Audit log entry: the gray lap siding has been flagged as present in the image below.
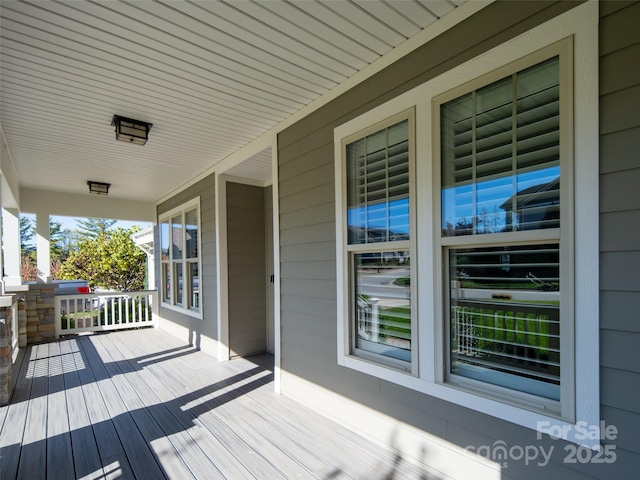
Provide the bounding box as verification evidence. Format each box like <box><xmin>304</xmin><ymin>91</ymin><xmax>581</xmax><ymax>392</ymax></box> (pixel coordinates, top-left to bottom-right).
<box><xmin>277</xmin><ymin>1</ymin><xmax>640</xmax><ymax>478</ymax></box>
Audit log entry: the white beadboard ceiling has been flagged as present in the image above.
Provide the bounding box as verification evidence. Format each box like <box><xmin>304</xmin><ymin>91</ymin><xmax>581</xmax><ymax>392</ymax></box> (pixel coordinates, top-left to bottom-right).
<box><xmin>0</xmin><ymin>0</ymin><xmax>463</xmax><ymax>204</ymax></box>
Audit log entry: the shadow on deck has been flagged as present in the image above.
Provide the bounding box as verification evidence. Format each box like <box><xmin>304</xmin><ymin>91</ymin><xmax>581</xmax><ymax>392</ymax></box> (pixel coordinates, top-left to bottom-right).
<box><xmin>0</xmin><ymin>328</ymin><xmax>441</xmax><ymax>479</ymax></box>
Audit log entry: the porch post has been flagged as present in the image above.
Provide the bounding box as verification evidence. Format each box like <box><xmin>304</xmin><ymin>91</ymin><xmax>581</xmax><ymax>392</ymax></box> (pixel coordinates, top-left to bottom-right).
<box><xmin>215</xmin><ymin>173</ymin><xmax>230</xmax><ymax>361</ymax></box>
<box><xmin>35</xmin><ymin>212</ymin><xmax>52</xmax><ymax>282</ymax></box>
<box><xmin>1</xmin><ymin>208</ymin><xmax>22</xmax><ymax>286</ymax></box>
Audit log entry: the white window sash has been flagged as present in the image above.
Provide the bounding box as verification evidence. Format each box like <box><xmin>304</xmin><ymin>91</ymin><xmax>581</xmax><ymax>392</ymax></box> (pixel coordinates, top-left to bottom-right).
<box><xmin>337</xmin><ymin>109</ymin><xmax>418</xmax><ymax>374</ymax></box>
<box><xmin>158</xmin><ymin>197</ymin><xmax>202</xmax><ymax>319</ymax></box>
<box><xmin>434</xmin><ymin>39</ymin><xmax>573</xmax><ymax>419</ymax></box>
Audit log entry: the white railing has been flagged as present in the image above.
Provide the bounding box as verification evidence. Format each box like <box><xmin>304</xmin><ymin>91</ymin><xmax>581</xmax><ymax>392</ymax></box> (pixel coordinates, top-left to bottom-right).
<box><xmin>55</xmin><ymin>290</ymin><xmax>157</xmax><ymax>337</ymax></box>
<box><xmin>356</xmin><ymin>296</ymin><xmax>380</xmax><ymax>341</ymax></box>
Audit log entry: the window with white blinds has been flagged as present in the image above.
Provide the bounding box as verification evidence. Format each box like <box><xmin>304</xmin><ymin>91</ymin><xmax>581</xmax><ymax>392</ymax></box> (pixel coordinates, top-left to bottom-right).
<box><xmin>159</xmin><ymin>198</ymin><xmax>202</xmax><ymax>318</ymax></box>
<box><xmin>343</xmin><ymin>113</ymin><xmax>414</xmax><ymax>370</ymax></box>
<box><xmin>347</xmin><ymin>120</ymin><xmax>410</xmax><ymax>244</ymax></box>
<box><xmin>441</xmin><ymin>57</ymin><xmax>560</xmax><ymax>236</ymax></box>
<box><xmin>439</xmin><ymin>53</ymin><xmax>567</xmax><ymax>408</ymax></box>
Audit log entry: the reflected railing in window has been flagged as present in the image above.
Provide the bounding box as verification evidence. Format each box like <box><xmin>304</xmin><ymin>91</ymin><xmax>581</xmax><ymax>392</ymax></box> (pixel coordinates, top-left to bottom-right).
<box><xmin>448</xmin><ymin>244</ymin><xmax>560</xmax><ymax>400</ymax></box>
<box><xmin>354</xmin><ymin>253</ymin><xmax>411</xmax><ymax>364</ymax></box>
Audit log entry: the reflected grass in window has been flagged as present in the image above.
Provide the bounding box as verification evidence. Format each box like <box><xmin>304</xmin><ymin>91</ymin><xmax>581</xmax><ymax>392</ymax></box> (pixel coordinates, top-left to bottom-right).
<box><xmin>354</xmin><ymin>253</ymin><xmax>411</xmax><ymax>363</ymax></box>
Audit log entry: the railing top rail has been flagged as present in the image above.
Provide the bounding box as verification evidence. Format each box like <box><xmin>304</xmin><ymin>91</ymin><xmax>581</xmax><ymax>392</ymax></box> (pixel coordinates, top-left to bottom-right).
<box><xmin>55</xmin><ymin>289</ymin><xmax>158</xmax><ymax>299</ymax></box>
<box><xmin>453</xmin><ymin>298</ymin><xmax>559</xmax><ymax>311</ymax></box>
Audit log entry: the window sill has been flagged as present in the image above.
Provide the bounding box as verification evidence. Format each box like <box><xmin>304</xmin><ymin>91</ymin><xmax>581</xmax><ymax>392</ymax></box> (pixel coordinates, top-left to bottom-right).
<box><xmin>160</xmin><ymin>302</ymin><xmax>203</xmax><ymax>320</ymax></box>
<box><xmin>340</xmin><ymin>351</ymin><xmax>597</xmax><ymax>448</ymax></box>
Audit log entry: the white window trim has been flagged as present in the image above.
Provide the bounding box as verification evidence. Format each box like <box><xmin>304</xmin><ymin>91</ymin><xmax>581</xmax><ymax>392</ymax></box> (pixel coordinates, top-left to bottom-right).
<box><xmin>434</xmin><ymin>39</ymin><xmax>573</xmax><ymax>419</ymax></box>
<box><xmin>159</xmin><ymin>197</ymin><xmax>203</xmax><ymax>320</ymax></box>
<box><xmin>338</xmin><ymin>109</ymin><xmax>418</xmax><ymax>375</ymax></box>
<box><xmin>334</xmin><ymin>1</ymin><xmax>598</xmax><ymax>448</ymax></box>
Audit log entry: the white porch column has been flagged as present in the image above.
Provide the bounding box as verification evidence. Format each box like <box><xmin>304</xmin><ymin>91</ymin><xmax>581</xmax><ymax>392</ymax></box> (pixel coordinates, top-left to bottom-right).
<box><xmin>147</xmin><ymin>254</ymin><xmax>155</xmax><ymax>291</ymax></box>
<box><xmin>2</xmin><ymin>208</ymin><xmax>22</xmax><ymax>286</ymax></box>
<box><xmin>35</xmin><ymin>212</ymin><xmax>51</xmax><ymax>282</ymax></box>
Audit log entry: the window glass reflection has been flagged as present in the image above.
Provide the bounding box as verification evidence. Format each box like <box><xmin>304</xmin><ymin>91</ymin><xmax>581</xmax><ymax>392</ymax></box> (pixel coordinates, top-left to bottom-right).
<box><xmin>449</xmin><ymin>244</ymin><xmax>560</xmax><ymax>400</ymax></box>
<box><xmin>353</xmin><ymin>252</ymin><xmax>411</xmax><ymax>363</ymax></box>
<box><xmin>160</xmin><ymin>222</ymin><xmax>170</xmax><ymax>260</ymax></box>
<box><xmin>347</xmin><ymin>120</ymin><xmax>410</xmax><ymax>244</ymax></box>
<box><xmin>172</xmin><ymin>215</ymin><xmax>183</xmax><ymax>259</ymax></box>
<box><xmin>185</xmin><ymin>209</ymin><xmax>198</xmax><ymax>259</ymax></box>
<box><xmin>189</xmin><ymin>262</ymin><xmax>199</xmax><ymax>310</ymax></box>
<box><xmin>174</xmin><ymin>263</ymin><xmax>183</xmax><ymax>305</ymax></box>
<box><xmin>441</xmin><ymin>57</ymin><xmax>560</xmax><ymax>236</ymax></box>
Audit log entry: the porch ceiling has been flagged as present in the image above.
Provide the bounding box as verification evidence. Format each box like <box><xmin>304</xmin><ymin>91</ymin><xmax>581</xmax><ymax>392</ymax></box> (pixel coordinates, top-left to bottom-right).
<box><xmin>0</xmin><ymin>0</ymin><xmax>464</xmax><ymax>205</ymax></box>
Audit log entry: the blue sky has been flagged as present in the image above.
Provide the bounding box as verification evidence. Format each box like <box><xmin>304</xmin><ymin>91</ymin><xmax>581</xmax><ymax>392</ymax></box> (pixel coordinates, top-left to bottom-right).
<box><xmin>51</xmin><ymin>215</ymin><xmax>151</xmax><ymax>232</ymax></box>
<box><xmin>348</xmin><ymin>198</ymin><xmax>410</xmax><ymax>233</ymax></box>
<box><xmin>21</xmin><ymin>213</ymin><xmax>152</xmax><ymax>246</ymax></box>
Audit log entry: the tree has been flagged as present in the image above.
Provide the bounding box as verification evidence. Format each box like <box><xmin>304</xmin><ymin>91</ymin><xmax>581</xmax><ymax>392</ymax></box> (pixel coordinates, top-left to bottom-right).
<box><xmin>75</xmin><ymin>218</ymin><xmax>117</xmax><ymax>239</ymax></box>
<box><xmin>20</xmin><ymin>216</ymin><xmax>37</xmax><ymax>281</ymax></box>
<box><xmin>21</xmin><ymin>256</ymin><xmax>38</xmax><ymax>282</ymax></box>
<box><xmin>50</xmin><ymin>220</ymin><xmax>69</xmax><ymax>262</ymax></box>
<box><xmin>59</xmin><ymin>227</ymin><xmax>147</xmax><ymax>291</ymax></box>
<box><xmin>20</xmin><ymin>215</ymin><xmax>35</xmax><ymax>256</ymax></box>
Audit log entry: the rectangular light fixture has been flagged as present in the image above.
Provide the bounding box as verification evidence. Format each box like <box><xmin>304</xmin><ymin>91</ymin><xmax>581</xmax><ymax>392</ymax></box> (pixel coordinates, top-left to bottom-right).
<box><xmin>112</xmin><ymin>115</ymin><xmax>153</xmax><ymax>145</ymax></box>
<box><xmin>87</xmin><ymin>181</ymin><xmax>111</xmax><ymax>196</ymax></box>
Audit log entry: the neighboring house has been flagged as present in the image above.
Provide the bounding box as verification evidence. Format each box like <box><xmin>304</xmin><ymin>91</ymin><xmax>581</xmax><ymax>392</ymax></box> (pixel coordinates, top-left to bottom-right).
<box><xmin>499</xmin><ymin>178</ymin><xmax>561</xmax><ymax>232</ymax></box>
<box><xmin>132</xmin><ymin>226</ymin><xmax>156</xmax><ymax>292</ymax></box>
<box><xmin>1</xmin><ymin>1</ymin><xmax>638</xmax><ymax>479</ymax></box>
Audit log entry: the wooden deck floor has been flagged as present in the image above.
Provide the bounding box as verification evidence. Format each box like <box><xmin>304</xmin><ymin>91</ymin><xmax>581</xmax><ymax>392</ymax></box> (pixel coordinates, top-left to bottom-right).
<box><xmin>0</xmin><ymin>328</ymin><xmax>430</xmax><ymax>479</ymax></box>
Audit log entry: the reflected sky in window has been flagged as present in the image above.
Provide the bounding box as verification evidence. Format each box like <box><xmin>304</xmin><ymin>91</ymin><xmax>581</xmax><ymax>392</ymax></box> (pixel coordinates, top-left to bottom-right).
<box><xmin>348</xmin><ymin>198</ymin><xmax>410</xmax><ymax>243</ymax></box>
<box><xmin>442</xmin><ymin>166</ymin><xmax>559</xmax><ymax>235</ymax></box>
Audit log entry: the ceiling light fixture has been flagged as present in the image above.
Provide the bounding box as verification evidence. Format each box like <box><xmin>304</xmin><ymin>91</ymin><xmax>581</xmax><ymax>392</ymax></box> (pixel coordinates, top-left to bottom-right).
<box><xmin>87</xmin><ymin>181</ymin><xmax>111</xmax><ymax>196</ymax></box>
<box><xmin>111</xmin><ymin>115</ymin><xmax>153</xmax><ymax>145</ymax></box>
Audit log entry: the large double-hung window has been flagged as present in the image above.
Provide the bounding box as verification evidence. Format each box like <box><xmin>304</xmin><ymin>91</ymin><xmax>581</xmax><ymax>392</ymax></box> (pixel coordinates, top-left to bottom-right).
<box><xmin>343</xmin><ymin>111</ymin><xmax>415</xmax><ymax>371</ymax></box>
<box><xmin>438</xmin><ymin>48</ymin><xmax>572</xmax><ymax>415</ymax></box>
<box><xmin>159</xmin><ymin>198</ymin><xmax>202</xmax><ymax>317</ymax></box>
<box><xmin>335</xmin><ymin>1</ymin><xmax>598</xmax><ymax>446</ymax></box>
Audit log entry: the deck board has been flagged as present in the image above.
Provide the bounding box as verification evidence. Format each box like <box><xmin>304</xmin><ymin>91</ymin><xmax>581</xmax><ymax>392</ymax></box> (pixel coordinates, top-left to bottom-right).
<box><xmin>0</xmin><ymin>328</ymin><xmax>430</xmax><ymax>479</ymax></box>
<box><xmin>46</xmin><ymin>341</ymin><xmax>75</xmax><ymax>480</ymax></box>
<box><xmin>0</xmin><ymin>346</ymin><xmax>33</xmax><ymax>480</ymax></box>
<box><xmin>93</xmin><ymin>333</ymin><xmax>219</xmax><ymax>480</ymax></box>
<box><xmin>77</xmin><ymin>335</ymin><xmax>169</xmax><ymax>480</ymax></box>
<box><xmin>0</xmin><ymin>348</ymin><xmax>25</xmax><ymax>432</ymax></box>
<box><xmin>106</xmin><ymin>332</ymin><xmax>262</xmax><ymax>480</ymax></box>
<box><xmin>71</xmin><ymin>337</ymin><xmax>136</xmax><ymax>479</ymax></box>
<box><xmin>60</xmin><ymin>339</ymin><xmax>106</xmax><ymax>480</ymax></box>
<box><xmin>18</xmin><ymin>343</ymin><xmax>48</xmax><ymax>480</ymax></box>
<box><xmin>110</xmin><ymin>331</ymin><xmax>289</xmax><ymax>480</ymax></box>
<box><xmin>109</xmin><ymin>335</ymin><xmax>289</xmax><ymax>479</ymax></box>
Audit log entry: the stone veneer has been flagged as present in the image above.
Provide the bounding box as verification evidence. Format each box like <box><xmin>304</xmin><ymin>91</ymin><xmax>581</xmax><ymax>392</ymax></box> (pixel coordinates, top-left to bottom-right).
<box><xmin>0</xmin><ymin>295</ymin><xmax>17</xmax><ymax>406</ymax></box>
<box><xmin>18</xmin><ymin>294</ymin><xmax>26</xmax><ymax>348</ymax></box>
<box><xmin>1</xmin><ymin>282</ymin><xmax>59</xmax><ymax>405</ymax></box>
<box><xmin>24</xmin><ymin>283</ymin><xmax>56</xmax><ymax>344</ymax></box>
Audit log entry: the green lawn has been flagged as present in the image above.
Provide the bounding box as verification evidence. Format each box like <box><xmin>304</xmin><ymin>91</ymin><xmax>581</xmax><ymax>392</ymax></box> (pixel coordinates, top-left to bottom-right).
<box><xmin>379</xmin><ymin>306</ymin><xmax>411</xmax><ymax>339</ymax></box>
